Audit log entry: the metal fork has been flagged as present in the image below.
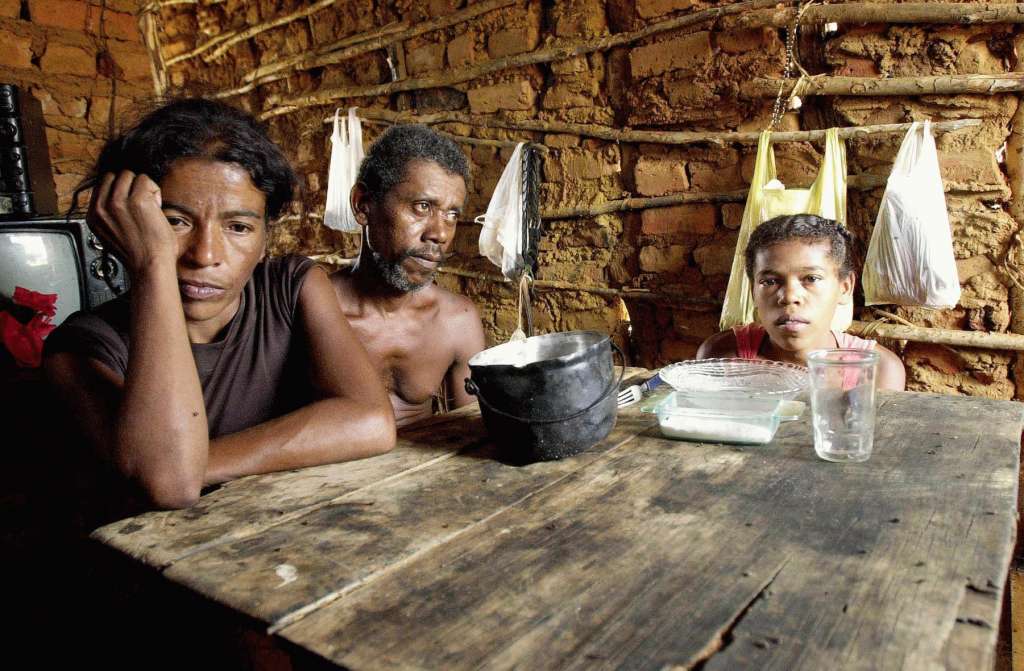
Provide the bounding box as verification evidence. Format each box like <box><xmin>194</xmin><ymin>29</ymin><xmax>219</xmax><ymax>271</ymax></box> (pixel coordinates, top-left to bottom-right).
<box><xmin>617</xmin><ymin>374</ymin><xmax>663</xmax><ymax>408</ymax></box>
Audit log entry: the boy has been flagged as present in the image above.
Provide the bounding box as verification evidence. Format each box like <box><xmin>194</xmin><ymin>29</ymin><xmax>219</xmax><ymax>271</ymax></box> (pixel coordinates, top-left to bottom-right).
<box><xmin>697</xmin><ymin>214</ymin><xmax>905</xmax><ymax>391</ymax></box>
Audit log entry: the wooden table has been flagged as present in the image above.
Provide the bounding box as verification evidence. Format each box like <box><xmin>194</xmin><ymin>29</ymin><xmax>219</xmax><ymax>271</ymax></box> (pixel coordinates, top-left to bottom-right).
<box><xmin>93</xmin><ymin>374</ymin><xmax>1024</xmax><ymax>670</ymax></box>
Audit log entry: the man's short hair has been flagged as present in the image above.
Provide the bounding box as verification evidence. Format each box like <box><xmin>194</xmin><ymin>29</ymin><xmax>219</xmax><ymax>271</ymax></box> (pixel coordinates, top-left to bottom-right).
<box><xmin>357</xmin><ymin>124</ymin><xmax>470</xmax><ymax>200</ymax></box>
<box><xmin>745</xmin><ymin>213</ymin><xmax>855</xmax><ymax>280</ymax></box>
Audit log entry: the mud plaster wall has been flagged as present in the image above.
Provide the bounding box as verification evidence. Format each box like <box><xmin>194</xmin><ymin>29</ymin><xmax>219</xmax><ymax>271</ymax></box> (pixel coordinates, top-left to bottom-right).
<box><xmin>145</xmin><ymin>0</ymin><xmax>1023</xmax><ymax>400</ymax></box>
<box><xmin>0</xmin><ymin>0</ymin><xmax>153</xmax><ymax>211</ymax></box>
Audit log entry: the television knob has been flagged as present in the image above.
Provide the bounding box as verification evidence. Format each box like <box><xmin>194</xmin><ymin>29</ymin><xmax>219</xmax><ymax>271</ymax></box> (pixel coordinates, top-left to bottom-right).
<box><xmin>87</xmin><ymin>233</ymin><xmax>104</xmax><ymax>250</ymax></box>
<box><xmin>90</xmin><ymin>256</ymin><xmax>119</xmax><ymax>280</ymax></box>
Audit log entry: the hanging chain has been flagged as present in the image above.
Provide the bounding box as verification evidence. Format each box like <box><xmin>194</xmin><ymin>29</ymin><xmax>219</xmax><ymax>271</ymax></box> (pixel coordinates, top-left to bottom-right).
<box><xmin>769</xmin><ymin>0</ymin><xmax>818</xmax><ymax>130</ymax></box>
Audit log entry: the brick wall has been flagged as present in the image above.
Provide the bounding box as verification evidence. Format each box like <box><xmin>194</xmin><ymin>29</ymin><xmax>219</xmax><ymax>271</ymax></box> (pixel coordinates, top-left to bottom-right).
<box><xmin>1</xmin><ymin>0</ymin><xmax>152</xmax><ymax>212</ymax></box>
<box><xmin>146</xmin><ymin>0</ymin><xmax>1024</xmax><ymax>400</ymax></box>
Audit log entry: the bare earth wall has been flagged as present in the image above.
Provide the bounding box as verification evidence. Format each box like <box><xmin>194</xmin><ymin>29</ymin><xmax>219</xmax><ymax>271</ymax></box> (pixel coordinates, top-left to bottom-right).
<box><xmin>58</xmin><ymin>0</ymin><xmax>1024</xmax><ymax>401</ymax></box>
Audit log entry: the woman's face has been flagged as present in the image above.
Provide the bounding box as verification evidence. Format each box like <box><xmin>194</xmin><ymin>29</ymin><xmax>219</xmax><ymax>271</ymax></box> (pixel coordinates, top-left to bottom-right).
<box><xmin>159</xmin><ymin>158</ymin><xmax>267</xmax><ymax>343</ymax></box>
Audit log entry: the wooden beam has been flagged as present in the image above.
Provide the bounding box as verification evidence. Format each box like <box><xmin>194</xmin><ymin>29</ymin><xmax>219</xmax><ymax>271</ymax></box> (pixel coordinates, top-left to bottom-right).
<box><xmin>210</xmin><ymin>0</ymin><xmax>516</xmax><ymax>99</ymax></box>
<box><xmin>341</xmin><ymin>109</ymin><xmax>983</xmax><ymax>146</ymax></box>
<box><xmin>258</xmin><ymin>0</ymin><xmax>789</xmax><ymax>119</ymax></box>
<box><xmin>734</xmin><ymin>2</ymin><xmax>1024</xmax><ymax>29</ymax></box>
<box><xmin>741</xmin><ymin>74</ymin><xmax>1024</xmax><ymax>99</ymax></box>
<box><xmin>165</xmin><ymin>0</ymin><xmax>343</xmax><ymax>66</ymax></box>
<box><xmin>848</xmin><ymin>320</ymin><xmax>1024</xmax><ymax>351</ymax></box>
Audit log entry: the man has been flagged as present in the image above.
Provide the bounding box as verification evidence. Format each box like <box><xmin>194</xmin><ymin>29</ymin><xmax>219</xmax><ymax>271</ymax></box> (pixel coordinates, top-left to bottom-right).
<box><xmin>44</xmin><ymin>99</ymin><xmax>396</xmax><ymax>510</ymax></box>
<box><xmin>332</xmin><ymin>124</ymin><xmax>487</xmax><ymax>427</ymax></box>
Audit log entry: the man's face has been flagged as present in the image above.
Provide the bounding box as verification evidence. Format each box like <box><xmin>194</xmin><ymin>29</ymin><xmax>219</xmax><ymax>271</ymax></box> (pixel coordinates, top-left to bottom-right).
<box><xmin>359</xmin><ymin>159</ymin><xmax>467</xmax><ymax>292</ymax></box>
<box><xmin>752</xmin><ymin>240</ymin><xmax>853</xmax><ymax>353</ymax></box>
<box><xmin>160</xmin><ymin>158</ymin><xmax>267</xmax><ymax>343</ymax></box>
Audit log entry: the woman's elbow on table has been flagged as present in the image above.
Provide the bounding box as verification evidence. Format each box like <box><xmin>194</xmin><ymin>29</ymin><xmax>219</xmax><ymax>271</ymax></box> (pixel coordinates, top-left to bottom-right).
<box><xmin>113</xmin><ymin>439</ymin><xmax>206</xmax><ymax>509</ymax></box>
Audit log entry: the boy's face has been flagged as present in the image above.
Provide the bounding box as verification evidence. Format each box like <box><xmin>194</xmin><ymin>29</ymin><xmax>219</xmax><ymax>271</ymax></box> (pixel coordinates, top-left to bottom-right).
<box><xmin>751</xmin><ymin>240</ymin><xmax>854</xmax><ymax>353</ymax></box>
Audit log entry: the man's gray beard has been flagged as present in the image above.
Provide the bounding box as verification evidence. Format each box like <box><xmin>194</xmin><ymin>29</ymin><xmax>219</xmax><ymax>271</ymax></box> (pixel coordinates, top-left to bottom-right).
<box><xmin>369</xmin><ymin>249</ymin><xmax>434</xmax><ymax>292</ymax></box>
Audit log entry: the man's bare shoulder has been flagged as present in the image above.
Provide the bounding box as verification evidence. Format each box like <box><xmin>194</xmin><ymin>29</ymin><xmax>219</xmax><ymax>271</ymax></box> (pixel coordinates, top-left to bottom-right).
<box><xmin>697</xmin><ymin>330</ymin><xmax>739</xmax><ymax>359</ymax></box>
<box><xmin>431</xmin><ymin>282</ymin><xmax>482</xmax><ymax>325</ymax></box>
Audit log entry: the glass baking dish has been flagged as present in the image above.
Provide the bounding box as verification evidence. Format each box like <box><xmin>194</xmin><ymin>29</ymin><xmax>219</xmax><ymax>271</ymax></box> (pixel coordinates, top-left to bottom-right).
<box><xmin>642</xmin><ymin>392</ymin><xmax>784</xmax><ymax>444</ymax></box>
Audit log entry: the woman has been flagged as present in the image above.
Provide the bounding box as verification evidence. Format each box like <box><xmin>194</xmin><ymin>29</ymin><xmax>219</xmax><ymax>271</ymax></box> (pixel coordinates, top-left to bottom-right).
<box><xmin>44</xmin><ymin>98</ymin><xmax>395</xmax><ymax>509</ymax></box>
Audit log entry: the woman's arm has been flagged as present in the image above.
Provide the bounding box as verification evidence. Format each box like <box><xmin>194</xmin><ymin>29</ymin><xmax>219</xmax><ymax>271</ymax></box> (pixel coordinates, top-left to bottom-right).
<box><xmin>203</xmin><ymin>267</ymin><xmax>396</xmax><ymax>484</ymax></box>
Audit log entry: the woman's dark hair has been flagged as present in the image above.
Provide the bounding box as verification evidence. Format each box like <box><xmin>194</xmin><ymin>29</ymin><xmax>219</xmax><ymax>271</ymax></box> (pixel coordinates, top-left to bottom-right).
<box><xmin>745</xmin><ymin>213</ymin><xmax>855</xmax><ymax>279</ymax></box>
<box><xmin>73</xmin><ymin>98</ymin><xmax>297</xmax><ymax>220</ymax></box>
<box><xmin>357</xmin><ymin>124</ymin><xmax>470</xmax><ymax>200</ymax></box>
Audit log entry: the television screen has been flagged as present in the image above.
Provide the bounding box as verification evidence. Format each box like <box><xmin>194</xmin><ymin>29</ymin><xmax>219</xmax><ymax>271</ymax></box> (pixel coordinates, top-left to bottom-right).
<box><xmin>0</xmin><ymin>229</ymin><xmax>82</xmax><ymax>326</ymax></box>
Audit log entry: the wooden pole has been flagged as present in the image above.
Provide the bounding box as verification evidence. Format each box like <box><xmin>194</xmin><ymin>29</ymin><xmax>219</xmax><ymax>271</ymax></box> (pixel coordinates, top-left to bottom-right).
<box><xmin>741</xmin><ymin>74</ymin><xmax>1024</xmax><ymax>99</ymax></box>
<box><xmin>436</xmin><ymin>267</ymin><xmax>721</xmax><ymax>306</ymax></box>
<box><xmin>342</xmin><ymin>109</ymin><xmax>982</xmax><ymax>146</ymax></box>
<box><xmin>847</xmin><ymin>321</ymin><xmax>1024</xmax><ymax>352</ymax></box>
<box><xmin>137</xmin><ymin>9</ymin><xmax>168</xmax><ymax>96</ymax></box>
<box><xmin>209</xmin><ymin>0</ymin><xmax>515</xmax><ymax>99</ymax></box>
<box><xmin>259</xmin><ymin>0</ymin><xmax>789</xmax><ymax>118</ymax></box>
<box><xmin>540</xmin><ymin>175</ymin><xmax>888</xmax><ymax>219</ymax></box>
<box><xmin>734</xmin><ymin>3</ymin><xmax>1024</xmax><ymax>29</ymax></box>
<box><xmin>165</xmin><ymin>0</ymin><xmax>343</xmax><ymax>66</ymax></box>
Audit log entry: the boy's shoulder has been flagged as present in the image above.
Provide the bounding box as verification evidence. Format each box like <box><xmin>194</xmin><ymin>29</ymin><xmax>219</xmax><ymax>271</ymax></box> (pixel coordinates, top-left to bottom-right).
<box><xmin>697</xmin><ymin>329</ymin><xmax>739</xmax><ymax>359</ymax></box>
<box><xmin>873</xmin><ymin>341</ymin><xmax>907</xmax><ymax>391</ymax></box>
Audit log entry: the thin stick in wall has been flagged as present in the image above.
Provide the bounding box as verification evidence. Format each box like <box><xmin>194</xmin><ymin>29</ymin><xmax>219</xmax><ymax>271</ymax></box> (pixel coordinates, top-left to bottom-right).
<box><xmin>741</xmin><ymin>74</ymin><xmax>1024</xmax><ymax>99</ymax></box>
<box><xmin>734</xmin><ymin>2</ymin><xmax>1024</xmax><ymax>29</ymax></box>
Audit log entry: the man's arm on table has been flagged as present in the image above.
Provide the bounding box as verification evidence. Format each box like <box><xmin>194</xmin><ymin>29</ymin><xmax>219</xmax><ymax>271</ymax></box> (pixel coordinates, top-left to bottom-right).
<box><xmin>444</xmin><ymin>295</ymin><xmax>487</xmax><ymax>409</ymax></box>
<box><xmin>204</xmin><ymin>267</ymin><xmax>395</xmax><ymax>484</ymax></box>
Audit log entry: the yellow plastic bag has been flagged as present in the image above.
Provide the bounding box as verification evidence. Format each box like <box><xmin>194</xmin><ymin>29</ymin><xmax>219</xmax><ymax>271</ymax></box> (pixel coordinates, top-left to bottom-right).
<box><xmin>720</xmin><ymin>128</ymin><xmax>851</xmax><ymax>331</ymax></box>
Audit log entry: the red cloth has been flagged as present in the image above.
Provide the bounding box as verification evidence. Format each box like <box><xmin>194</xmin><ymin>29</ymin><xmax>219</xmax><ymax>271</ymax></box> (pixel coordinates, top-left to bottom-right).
<box><xmin>1</xmin><ymin>286</ymin><xmax>58</xmax><ymax>367</ymax></box>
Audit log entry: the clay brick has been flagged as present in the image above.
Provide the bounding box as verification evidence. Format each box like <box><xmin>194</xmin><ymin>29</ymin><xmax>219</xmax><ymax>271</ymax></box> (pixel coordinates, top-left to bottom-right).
<box><xmin>544</xmin><ymin>133</ymin><xmax>579</xmax><ymax>149</ymax></box>
<box><xmin>836</xmin><ymin>56</ymin><xmax>879</xmax><ymax>77</ymax></box>
<box><xmin>635</xmin><ymin>156</ymin><xmax>688</xmax><ymax>196</ymax></box>
<box><xmin>551</xmin><ymin>56</ymin><xmax>588</xmax><ymax>76</ymax></box>
<box><xmin>689</xmin><ymin>160</ymin><xmax>743</xmax><ymax>191</ymax></box>
<box><xmin>555</xmin><ymin>0</ymin><xmax>607</xmax><ymax>37</ymax></box>
<box><xmin>665</xmin><ymin>79</ymin><xmax>717</xmax><ymax>109</ymax></box>
<box><xmin>92</xmin><ymin>10</ymin><xmax>141</xmax><ymax>43</ymax></box>
<box><xmin>563</xmin><ymin>146</ymin><xmax>620</xmax><ymax>179</ymax></box>
<box><xmin>542</xmin><ymin>79</ymin><xmax>599</xmax><ymax>109</ymax></box>
<box><xmin>716</xmin><ymin>28</ymin><xmax>777</xmax><ymax>54</ymax></box>
<box><xmin>636</xmin><ymin>0</ymin><xmax>697</xmax><ymax>19</ymax></box>
<box><xmin>0</xmin><ymin>0</ymin><xmax>19</xmax><ymax>17</ymax></box>
<box><xmin>447</xmin><ymin>32</ymin><xmax>478</xmax><ymax>69</ymax></box>
<box><xmin>693</xmin><ymin>241</ymin><xmax>737</xmax><ymax>275</ymax></box>
<box><xmin>630</xmin><ymin>31</ymin><xmax>711</xmax><ymax>79</ymax></box>
<box><xmin>467</xmin><ymin>79</ymin><xmax>536</xmax><ymax>114</ymax></box>
<box><xmin>639</xmin><ymin>244</ymin><xmax>688</xmax><ymax>272</ymax></box>
<box><xmin>406</xmin><ymin>41</ymin><xmax>445</xmax><ymax>76</ymax></box>
<box><xmin>641</xmin><ymin>204</ymin><xmax>716</xmax><ymax>235</ymax></box>
<box><xmin>722</xmin><ymin>203</ymin><xmax>744</xmax><ymax>230</ymax></box>
<box><xmin>957</xmin><ymin>256</ymin><xmax>995</xmax><ymax>283</ymax></box>
<box><xmin>672</xmin><ymin>311</ymin><xmax>720</xmax><ymax>339</ymax></box>
<box><xmin>41</xmin><ymin>43</ymin><xmax>96</xmax><ymax>77</ymax></box>
<box><xmin>107</xmin><ymin>41</ymin><xmax>151</xmax><ymax>80</ymax></box>
<box><xmin>28</xmin><ymin>0</ymin><xmax>88</xmax><ymax>31</ymax></box>
<box><xmin>488</xmin><ymin>23</ymin><xmax>539</xmax><ymax>59</ymax></box>
<box><xmin>939</xmin><ymin>148</ymin><xmax>1005</xmax><ymax>191</ymax></box>
<box><xmin>0</xmin><ymin>28</ymin><xmax>33</xmax><ymax>70</ymax></box>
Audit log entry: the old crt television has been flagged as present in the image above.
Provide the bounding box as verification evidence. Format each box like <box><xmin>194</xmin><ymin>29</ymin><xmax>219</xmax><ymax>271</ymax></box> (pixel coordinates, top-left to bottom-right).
<box><xmin>0</xmin><ymin>216</ymin><xmax>129</xmax><ymax>326</ymax></box>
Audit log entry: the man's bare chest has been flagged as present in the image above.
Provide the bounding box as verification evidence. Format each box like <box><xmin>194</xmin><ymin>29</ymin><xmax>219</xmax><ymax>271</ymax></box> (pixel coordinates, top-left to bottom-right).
<box><xmin>347</xmin><ymin>314</ymin><xmax>453</xmax><ymax>403</ymax></box>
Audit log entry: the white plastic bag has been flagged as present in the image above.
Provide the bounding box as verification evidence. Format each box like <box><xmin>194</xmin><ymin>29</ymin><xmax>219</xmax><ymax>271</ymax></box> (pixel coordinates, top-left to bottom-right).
<box><xmin>476</xmin><ymin>143</ymin><xmax>525</xmax><ymax>279</ymax></box>
<box><xmin>323</xmin><ymin>107</ymin><xmax>364</xmax><ymax>233</ymax></box>
<box><xmin>862</xmin><ymin>120</ymin><xmax>960</xmax><ymax>308</ymax></box>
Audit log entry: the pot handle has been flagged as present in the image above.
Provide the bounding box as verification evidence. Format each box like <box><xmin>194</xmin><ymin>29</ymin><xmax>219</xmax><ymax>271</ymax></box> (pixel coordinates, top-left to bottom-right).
<box><xmin>464</xmin><ymin>341</ymin><xmax>626</xmax><ymax>425</ymax></box>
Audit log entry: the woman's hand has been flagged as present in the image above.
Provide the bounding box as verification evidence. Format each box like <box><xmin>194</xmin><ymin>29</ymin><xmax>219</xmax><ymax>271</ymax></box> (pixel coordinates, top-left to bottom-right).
<box><xmin>87</xmin><ymin>171</ymin><xmax>178</xmax><ymax>275</ymax></box>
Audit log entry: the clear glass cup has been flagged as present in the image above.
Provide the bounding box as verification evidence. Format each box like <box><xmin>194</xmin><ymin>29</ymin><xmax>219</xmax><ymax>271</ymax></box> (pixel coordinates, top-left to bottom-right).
<box><xmin>806</xmin><ymin>349</ymin><xmax>879</xmax><ymax>463</ymax></box>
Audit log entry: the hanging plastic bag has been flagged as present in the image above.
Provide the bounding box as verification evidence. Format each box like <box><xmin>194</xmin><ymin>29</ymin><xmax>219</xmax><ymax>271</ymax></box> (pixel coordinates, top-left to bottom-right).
<box><xmin>476</xmin><ymin>142</ymin><xmax>526</xmax><ymax>279</ymax></box>
<box><xmin>323</xmin><ymin>107</ymin><xmax>364</xmax><ymax>232</ymax></box>
<box><xmin>862</xmin><ymin>121</ymin><xmax>960</xmax><ymax>308</ymax></box>
<box><xmin>721</xmin><ymin>129</ymin><xmax>852</xmax><ymax>330</ymax></box>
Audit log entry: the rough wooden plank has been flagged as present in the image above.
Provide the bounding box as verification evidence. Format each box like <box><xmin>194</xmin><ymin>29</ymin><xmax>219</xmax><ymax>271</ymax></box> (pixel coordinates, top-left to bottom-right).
<box><xmin>275</xmin><ymin>393</ymin><xmax>1021</xmax><ymax>670</ymax></box>
<box><xmin>90</xmin><ymin>408</ymin><xmax>483</xmax><ymax>568</ymax></box>
<box><xmin>157</xmin><ymin>408</ymin><xmax>658</xmax><ymax>627</ymax></box>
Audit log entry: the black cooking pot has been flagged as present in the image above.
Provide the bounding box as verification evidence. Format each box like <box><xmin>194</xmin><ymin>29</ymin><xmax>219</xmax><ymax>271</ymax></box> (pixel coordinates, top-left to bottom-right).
<box><xmin>465</xmin><ymin>331</ymin><xmax>622</xmax><ymax>463</ymax></box>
